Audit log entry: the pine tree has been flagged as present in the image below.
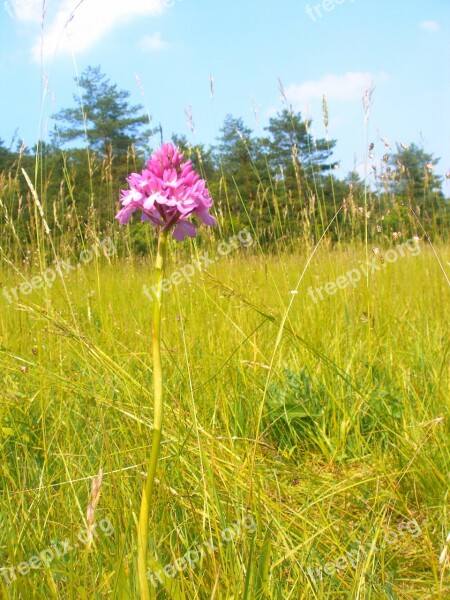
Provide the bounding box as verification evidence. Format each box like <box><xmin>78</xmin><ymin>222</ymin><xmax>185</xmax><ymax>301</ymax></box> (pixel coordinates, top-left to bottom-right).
<box><xmin>52</xmin><ymin>66</ymin><xmax>152</xmax><ymax>156</ymax></box>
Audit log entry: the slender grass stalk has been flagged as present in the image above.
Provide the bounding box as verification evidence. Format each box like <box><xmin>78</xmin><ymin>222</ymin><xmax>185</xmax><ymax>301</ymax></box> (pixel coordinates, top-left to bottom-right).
<box><xmin>137</xmin><ymin>227</ymin><xmax>169</xmax><ymax>600</ymax></box>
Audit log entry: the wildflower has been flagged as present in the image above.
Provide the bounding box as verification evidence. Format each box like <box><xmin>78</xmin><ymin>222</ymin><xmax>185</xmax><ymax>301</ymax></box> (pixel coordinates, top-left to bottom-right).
<box><xmin>116</xmin><ymin>143</ymin><xmax>216</xmax><ymax>241</ymax></box>
<box><xmin>116</xmin><ymin>143</ymin><xmax>217</xmax><ymax>599</ymax></box>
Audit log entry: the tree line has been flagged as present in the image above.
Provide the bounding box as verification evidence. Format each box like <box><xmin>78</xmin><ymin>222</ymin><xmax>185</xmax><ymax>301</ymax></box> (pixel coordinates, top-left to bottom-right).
<box><xmin>0</xmin><ymin>66</ymin><xmax>448</xmax><ymax>252</ymax></box>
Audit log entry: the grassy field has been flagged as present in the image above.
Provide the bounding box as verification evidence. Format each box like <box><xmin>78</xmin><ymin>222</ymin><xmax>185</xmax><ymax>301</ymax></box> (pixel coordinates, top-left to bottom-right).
<box><xmin>0</xmin><ymin>225</ymin><xmax>449</xmax><ymax>598</ymax></box>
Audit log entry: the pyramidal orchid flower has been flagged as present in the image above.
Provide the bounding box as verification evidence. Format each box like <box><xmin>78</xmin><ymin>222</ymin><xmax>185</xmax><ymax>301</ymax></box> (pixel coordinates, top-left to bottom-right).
<box><xmin>115</xmin><ymin>142</ymin><xmax>216</xmax><ymax>240</ymax></box>
<box><xmin>116</xmin><ymin>143</ymin><xmax>215</xmax><ymax>600</ymax></box>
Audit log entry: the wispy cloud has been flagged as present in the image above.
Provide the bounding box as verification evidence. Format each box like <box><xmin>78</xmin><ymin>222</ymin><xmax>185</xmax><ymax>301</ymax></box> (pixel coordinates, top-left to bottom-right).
<box><xmin>284</xmin><ymin>72</ymin><xmax>384</xmax><ymax>108</ymax></box>
<box><xmin>420</xmin><ymin>20</ymin><xmax>440</xmax><ymax>32</ymax></box>
<box><xmin>9</xmin><ymin>0</ymin><xmax>43</xmax><ymax>23</ymax></box>
<box><xmin>11</xmin><ymin>0</ymin><xmax>165</xmax><ymax>61</ymax></box>
<box><xmin>139</xmin><ymin>32</ymin><xmax>167</xmax><ymax>52</ymax></box>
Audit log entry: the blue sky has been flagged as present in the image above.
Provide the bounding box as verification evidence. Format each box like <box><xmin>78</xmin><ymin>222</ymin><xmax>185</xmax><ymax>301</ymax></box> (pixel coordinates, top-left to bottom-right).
<box><xmin>0</xmin><ymin>0</ymin><xmax>449</xmax><ymax>184</ymax></box>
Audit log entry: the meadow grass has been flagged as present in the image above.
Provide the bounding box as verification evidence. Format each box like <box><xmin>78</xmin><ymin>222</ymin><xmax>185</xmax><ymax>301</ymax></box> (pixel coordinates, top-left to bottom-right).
<box><xmin>1</xmin><ymin>14</ymin><xmax>449</xmax><ymax>595</ymax></box>
<box><xmin>0</xmin><ymin>230</ymin><xmax>449</xmax><ymax>598</ymax></box>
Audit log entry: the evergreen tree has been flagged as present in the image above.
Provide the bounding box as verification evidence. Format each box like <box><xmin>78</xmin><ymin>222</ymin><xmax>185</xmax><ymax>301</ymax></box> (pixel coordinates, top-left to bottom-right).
<box><xmin>386</xmin><ymin>143</ymin><xmax>448</xmax><ymax>233</ymax></box>
<box><xmin>213</xmin><ymin>115</ymin><xmax>263</xmax><ymax>223</ymax></box>
<box><xmin>0</xmin><ymin>138</ymin><xmax>12</xmax><ymax>172</ymax></box>
<box><xmin>52</xmin><ymin>66</ymin><xmax>152</xmax><ymax>156</ymax></box>
<box><xmin>261</xmin><ymin>109</ymin><xmax>337</xmax><ymax>178</ymax></box>
<box><xmin>391</xmin><ymin>143</ymin><xmax>444</xmax><ymax>202</ymax></box>
<box><xmin>215</xmin><ymin>115</ymin><xmax>259</xmax><ymax>187</ymax></box>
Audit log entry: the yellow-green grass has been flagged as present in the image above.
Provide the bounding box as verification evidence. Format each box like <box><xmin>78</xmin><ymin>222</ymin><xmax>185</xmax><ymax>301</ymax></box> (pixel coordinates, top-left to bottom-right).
<box><xmin>0</xmin><ymin>239</ymin><xmax>449</xmax><ymax>599</ymax></box>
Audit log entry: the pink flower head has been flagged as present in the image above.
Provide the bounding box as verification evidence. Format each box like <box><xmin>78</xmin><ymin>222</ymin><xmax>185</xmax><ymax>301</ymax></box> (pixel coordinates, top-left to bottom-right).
<box><xmin>115</xmin><ymin>143</ymin><xmax>216</xmax><ymax>241</ymax></box>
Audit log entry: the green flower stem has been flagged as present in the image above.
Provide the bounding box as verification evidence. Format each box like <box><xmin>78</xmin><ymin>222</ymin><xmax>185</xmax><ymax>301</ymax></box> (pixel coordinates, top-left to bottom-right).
<box><xmin>138</xmin><ymin>228</ymin><xmax>169</xmax><ymax>600</ymax></box>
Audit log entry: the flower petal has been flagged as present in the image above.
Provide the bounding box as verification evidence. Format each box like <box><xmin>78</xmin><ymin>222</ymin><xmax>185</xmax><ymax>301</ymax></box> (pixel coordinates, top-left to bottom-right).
<box><xmin>173</xmin><ymin>220</ymin><xmax>197</xmax><ymax>241</ymax></box>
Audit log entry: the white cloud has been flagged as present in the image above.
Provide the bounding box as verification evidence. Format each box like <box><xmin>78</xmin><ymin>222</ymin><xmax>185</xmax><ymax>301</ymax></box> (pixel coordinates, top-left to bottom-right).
<box><xmin>24</xmin><ymin>0</ymin><xmax>165</xmax><ymax>61</ymax></box>
<box><xmin>139</xmin><ymin>32</ymin><xmax>167</xmax><ymax>52</ymax></box>
<box><xmin>420</xmin><ymin>20</ymin><xmax>440</xmax><ymax>32</ymax></box>
<box><xmin>284</xmin><ymin>72</ymin><xmax>382</xmax><ymax>108</ymax></box>
<box><xmin>10</xmin><ymin>0</ymin><xmax>42</xmax><ymax>22</ymax></box>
